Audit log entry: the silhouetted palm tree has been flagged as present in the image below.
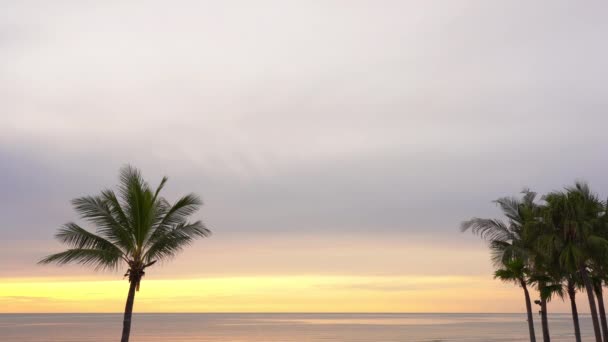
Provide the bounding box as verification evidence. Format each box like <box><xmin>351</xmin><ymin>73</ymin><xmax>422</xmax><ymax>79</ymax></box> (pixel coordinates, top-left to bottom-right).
<box><xmin>461</xmin><ymin>191</ymin><xmax>539</xmax><ymax>342</ymax></box>
<box><xmin>565</xmin><ymin>274</ymin><xmax>583</xmax><ymax>342</ymax></box>
<box><xmin>543</xmin><ymin>182</ymin><xmax>608</xmax><ymax>342</ymax></box>
<box><xmin>536</xmin><ymin>207</ymin><xmax>583</xmax><ymax>342</ymax></box>
<box><xmin>39</xmin><ymin>166</ymin><xmax>211</xmax><ymax>342</ymax></box>
<box><xmin>494</xmin><ymin>259</ymin><xmax>537</xmax><ymax>342</ymax></box>
<box><xmin>529</xmin><ymin>269</ymin><xmax>563</xmax><ymax>342</ymax></box>
<box><xmin>592</xmin><ymin>274</ymin><xmax>608</xmax><ymax>341</ymax></box>
<box><xmin>593</xmin><ymin>209</ymin><xmax>608</xmax><ymax>342</ymax></box>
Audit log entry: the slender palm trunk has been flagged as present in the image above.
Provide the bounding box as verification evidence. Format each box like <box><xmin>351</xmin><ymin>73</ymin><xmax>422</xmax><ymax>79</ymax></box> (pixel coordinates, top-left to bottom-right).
<box><xmin>567</xmin><ymin>279</ymin><xmax>582</xmax><ymax>342</ymax></box>
<box><xmin>593</xmin><ymin>282</ymin><xmax>608</xmax><ymax>342</ymax></box>
<box><xmin>540</xmin><ymin>296</ymin><xmax>550</xmax><ymax>342</ymax></box>
<box><xmin>121</xmin><ymin>277</ymin><xmax>139</xmax><ymax>342</ymax></box>
<box><xmin>581</xmin><ymin>267</ymin><xmax>603</xmax><ymax>342</ymax></box>
<box><xmin>521</xmin><ymin>279</ymin><xmax>537</xmax><ymax>342</ymax></box>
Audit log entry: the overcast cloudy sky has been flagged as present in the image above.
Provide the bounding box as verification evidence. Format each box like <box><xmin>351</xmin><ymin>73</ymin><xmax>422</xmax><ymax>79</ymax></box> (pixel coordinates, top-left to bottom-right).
<box><xmin>1</xmin><ymin>0</ymin><xmax>608</xmax><ymax>312</ymax></box>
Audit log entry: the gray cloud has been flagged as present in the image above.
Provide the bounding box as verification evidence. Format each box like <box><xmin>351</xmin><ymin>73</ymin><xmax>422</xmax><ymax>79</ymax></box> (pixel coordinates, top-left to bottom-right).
<box><xmin>1</xmin><ymin>0</ymin><xmax>608</xmax><ymax>243</ymax></box>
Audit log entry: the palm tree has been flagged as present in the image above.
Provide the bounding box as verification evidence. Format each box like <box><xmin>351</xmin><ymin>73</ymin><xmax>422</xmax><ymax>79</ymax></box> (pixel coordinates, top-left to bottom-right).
<box><xmin>461</xmin><ymin>191</ymin><xmax>539</xmax><ymax>342</ymax></box>
<box><xmin>594</xmin><ymin>207</ymin><xmax>608</xmax><ymax>342</ymax></box>
<box><xmin>494</xmin><ymin>259</ymin><xmax>536</xmax><ymax>342</ymax></box>
<box><xmin>536</xmin><ymin>208</ymin><xmax>583</xmax><ymax>342</ymax></box>
<box><xmin>39</xmin><ymin>166</ymin><xmax>211</xmax><ymax>342</ymax></box>
<box><xmin>565</xmin><ymin>274</ymin><xmax>583</xmax><ymax>342</ymax></box>
<box><xmin>592</xmin><ymin>274</ymin><xmax>608</xmax><ymax>341</ymax></box>
<box><xmin>528</xmin><ymin>266</ymin><xmax>563</xmax><ymax>342</ymax></box>
<box><xmin>543</xmin><ymin>182</ymin><xmax>608</xmax><ymax>342</ymax></box>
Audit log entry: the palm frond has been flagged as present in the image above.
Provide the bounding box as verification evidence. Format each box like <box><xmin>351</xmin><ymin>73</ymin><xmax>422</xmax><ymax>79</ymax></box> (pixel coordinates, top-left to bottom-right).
<box><xmin>494</xmin><ymin>259</ymin><xmax>527</xmax><ymax>286</ymax></box>
<box><xmin>145</xmin><ymin>194</ymin><xmax>202</xmax><ymax>247</ymax></box>
<box><xmin>494</xmin><ymin>268</ymin><xmax>516</xmax><ymax>281</ymax></box>
<box><xmin>156</xmin><ymin>194</ymin><xmax>202</xmax><ymax>228</ymax></box>
<box><xmin>144</xmin><ymin>221</ymin><xmax>210</xmax><ymax>263</ymax></box>
<box><xmin>56</xmin><ymin>223</ymin><xmax>124</xmax><ymax>256</ymax></box>
<box><xmin>494</xmin><ymin>197</ymin><xmax>522</xmax><ymax>224</ymax></box>
<box><xmin>117</xmin><ymin>165</ymin><xmax>145</xmax><ymax>241</ymax></box>
<box><xmin>117</xmin><ymin>165</ymin><xmax>158</xmax><ymax>248</ymax></box>
<box><xmin>541</xmin><ymin>283</ymin><xmax>565</xmax><ymax>302</ymax></box>
<box><xmin>38</xmin><ymin>248</ymin><xmax>122</xmax><ymax>270</ymax></box>
<box><xmin>521</xmin><ymin>189</ymin><xmax>537</xmax><ymax>208</ymax></box>
<box><xmin>100</xmin><ymin>189</ymin><xmax>131</xmax><ymax>233</ymax></box>
<box><xmin>460</xmin><ymin>218</ymin><xmax>512</xmax><ymax>241</ymax></box>
<box><xmin>152</xmin><ymin>176</ymin><xmax>168</xmax><ymax>203</ymax></box>
<box><xmin>71</xmin><ymin>195</ymin><xmax>133</xmax><ymax>251</ymax></box>
<box><xmin>489</xmin><ymin>240</ymin><xmax>530</xmax><ymax>267</ymax></box>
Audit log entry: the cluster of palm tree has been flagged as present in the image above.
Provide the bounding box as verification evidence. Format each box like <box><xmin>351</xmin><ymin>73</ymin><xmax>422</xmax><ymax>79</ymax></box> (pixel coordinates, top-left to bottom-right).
<box><xmin>39</xmin><ymin>166</ymin><xmax>211</xmax><ymax>342</ymax></box>
<box><xmin>462</xmin><ymin>182</ymin><xmax>608</xmax><ymax>342</ymax></box>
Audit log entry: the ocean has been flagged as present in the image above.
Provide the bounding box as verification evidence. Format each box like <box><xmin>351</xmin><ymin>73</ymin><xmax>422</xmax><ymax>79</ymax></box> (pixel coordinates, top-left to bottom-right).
<box><xmin>0</xmin><ymin>313</ymin><xmax>597</xmax><ymax>341</ymax></box>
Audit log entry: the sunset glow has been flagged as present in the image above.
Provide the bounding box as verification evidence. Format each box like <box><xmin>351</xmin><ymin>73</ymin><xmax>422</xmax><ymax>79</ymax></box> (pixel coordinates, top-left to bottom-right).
<box><xmin>1</xmin><ymin>275</ymin><xmax>522</xmax><ymax>313</ymax></box>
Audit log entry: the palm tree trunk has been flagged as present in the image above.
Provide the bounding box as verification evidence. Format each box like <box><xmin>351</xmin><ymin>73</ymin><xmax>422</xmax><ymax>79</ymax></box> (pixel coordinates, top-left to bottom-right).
<box><xmin>593</xmin><ymin>282</ymin><xmax>608</xmax><ymax>342</ymax></box>
<box><xmin>521</xmin><ymin>279</ymin><xmax>537</xmax><ymax>342</ymax></box>
<box><xmin>567</xmin><ymin>279</ymin><xmax>582</xmax><ymax>342</ymax></box>
<box><xmin>121</xmin><ymin>278</ymin><xmax>138</xmax><ymax>342</ymax></box>
<box><xmin>540</xmin><ymin>296</ymin><xmax>550</xmax><ymax>342</ymax></box>
<box><xmin>581</xmin><ymin>266</ymin><xmax>603</xmax><ymax>342</ymax></box>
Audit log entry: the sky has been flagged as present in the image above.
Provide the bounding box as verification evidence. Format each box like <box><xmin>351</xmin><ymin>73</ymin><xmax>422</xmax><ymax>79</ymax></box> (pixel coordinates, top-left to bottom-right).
<box><xmin>1</xmin><ymin>0</ymin><xmax>608</xmax><ymax>313</ymax></box>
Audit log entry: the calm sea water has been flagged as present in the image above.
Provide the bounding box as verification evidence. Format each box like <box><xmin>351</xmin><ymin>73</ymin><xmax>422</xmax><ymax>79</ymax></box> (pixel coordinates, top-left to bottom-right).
<box><xmin>0</xmin><ymin>313</ymin><xmax>598</xmax><ymax>341</ymax></box>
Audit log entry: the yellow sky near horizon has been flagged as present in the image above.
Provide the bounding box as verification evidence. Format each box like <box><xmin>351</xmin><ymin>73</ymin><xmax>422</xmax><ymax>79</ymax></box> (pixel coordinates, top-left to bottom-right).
<box><xmin>1</xmin><ymin>275</ymin><xmax>519</xmax><ymax>313</ymax></box>
<box><xmin>0</xmin><ymin>234</ymin><xmax>594</xmax><ymax>314</ymax></box>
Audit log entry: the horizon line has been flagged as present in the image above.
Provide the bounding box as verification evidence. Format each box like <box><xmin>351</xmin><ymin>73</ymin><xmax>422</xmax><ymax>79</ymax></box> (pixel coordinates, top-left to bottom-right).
<box><xmin>0</xmin><ymin>311</ymin><xmax>592</xmax><ymax>315</ymax></box>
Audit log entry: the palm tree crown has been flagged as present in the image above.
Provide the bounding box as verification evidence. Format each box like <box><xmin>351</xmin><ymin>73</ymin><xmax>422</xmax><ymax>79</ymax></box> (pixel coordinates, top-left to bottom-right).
<box><xmin>461</xmin><ymin>190</ymin><xmax>539</xmax><ymax>266</ymax></box>
<box><xmin>39</xmin><ymin>165</ymin><xmax>211</xmax><ymax>288</ymax></box>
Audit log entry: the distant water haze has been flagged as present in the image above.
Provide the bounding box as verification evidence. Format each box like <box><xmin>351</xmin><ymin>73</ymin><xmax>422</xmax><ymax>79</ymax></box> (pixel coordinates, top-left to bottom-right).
<box><xmin>0</xmin><ymin>313</ymin><xmax>598</xmax><ymax>341</ymax></box>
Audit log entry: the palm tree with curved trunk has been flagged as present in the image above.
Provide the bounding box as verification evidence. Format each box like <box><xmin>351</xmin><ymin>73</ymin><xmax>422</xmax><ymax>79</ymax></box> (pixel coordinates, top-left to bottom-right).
<box><xmin>543</xmin><ymin>182</ymin><xmax>608</xmax><ymax>342</ymax></box>
<box><xmin>461</xmin><ymin>190</ymin><xmax>539</xmax><ymax>342</ymax></box>
<box><xmin>39</xmin><ymin>166</ymin><xmax>211</xmax><ymax>342</ymax></box>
